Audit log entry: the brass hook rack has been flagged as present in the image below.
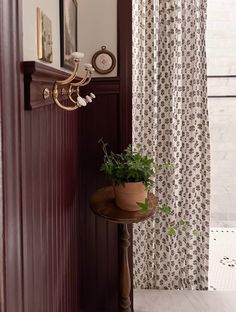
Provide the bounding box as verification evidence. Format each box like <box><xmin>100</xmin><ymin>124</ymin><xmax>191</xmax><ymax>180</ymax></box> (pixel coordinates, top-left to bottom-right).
<box><xmin>43</xmin><ymin>52</ymin><xmax>95</xmax><ymax>111</ymax></box>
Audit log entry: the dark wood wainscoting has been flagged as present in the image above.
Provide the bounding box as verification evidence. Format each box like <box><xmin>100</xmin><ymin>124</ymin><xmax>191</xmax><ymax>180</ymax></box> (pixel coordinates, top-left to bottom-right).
<box><xmin>79</xmin><ymin>78</ymin><xmax>121</xmax><ymax>312</ymax></box>
<box><xmin>23</xmin><ymin>107</ymin><xmax>80</xmax><ymax>312</ymax></box>
<box><xmin>21</xmin><ymin>62</ymin><xmax>131</xmax><ymax>312</ymax></box>
<box><xmin>1</xmin><ymin>1</ymin><xmax>132</xmax><ymax>311</ymax></box>
<box><xmin>22</xmin><ymin>62</ymin><xmax>81</xmax><ymax>312</ymax></box>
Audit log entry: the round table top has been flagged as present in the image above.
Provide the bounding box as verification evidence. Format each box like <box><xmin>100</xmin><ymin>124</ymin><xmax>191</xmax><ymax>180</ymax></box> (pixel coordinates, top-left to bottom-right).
<box><xmin>89</xmin><ymin>186</ymin><xmax>157</xmax><ymax>224</ymax></box>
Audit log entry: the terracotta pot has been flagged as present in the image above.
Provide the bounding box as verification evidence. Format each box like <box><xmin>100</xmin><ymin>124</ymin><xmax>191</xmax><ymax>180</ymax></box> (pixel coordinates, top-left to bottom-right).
<box><xmin>113</xmin><ymin>182</ymin><xmax>147</xmax><ymax>211</ymax></box>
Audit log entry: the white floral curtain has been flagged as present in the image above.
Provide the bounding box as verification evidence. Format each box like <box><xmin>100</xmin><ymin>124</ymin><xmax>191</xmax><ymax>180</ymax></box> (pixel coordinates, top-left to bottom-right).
<box><xmin>132</xmin><ymin>0</ymin><xmax>210</xmax><ymax>290</ymax></box>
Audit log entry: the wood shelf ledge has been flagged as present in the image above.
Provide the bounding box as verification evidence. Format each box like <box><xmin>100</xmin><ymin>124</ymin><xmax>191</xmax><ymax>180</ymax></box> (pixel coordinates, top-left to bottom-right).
<box><xmin>22</xmin><ymin>61</ymin><xmax>120</xmax><ymax>110</ymax></box>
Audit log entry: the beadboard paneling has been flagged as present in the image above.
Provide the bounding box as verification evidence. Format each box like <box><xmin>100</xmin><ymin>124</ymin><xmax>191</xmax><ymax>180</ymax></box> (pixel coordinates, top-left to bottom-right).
<box><xmin>22</xmin><ymin>63</ymin><xmax>124</xmax><ymax>312</ymax></box>
<box><xmin>78</xmin><ymin>89</ymin><xmax>120</xmax><ymax>312</ymax></box>
<box><xmin>22</xmin><ymin>102</ymin><xmax>80</xmax><ymax>312</ymax></box>
<box><xmin>1</xmin><ymin>1</ymin><xmax>132</xmax><ymax>311</ymax></box>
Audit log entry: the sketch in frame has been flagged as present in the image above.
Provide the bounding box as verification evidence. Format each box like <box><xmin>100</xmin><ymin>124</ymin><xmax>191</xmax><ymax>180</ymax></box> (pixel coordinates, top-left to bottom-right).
<box><xmin>37</xmin><ymin>8</ymin><xmax>53</xmax><ymax>63</ymax></box>
<box><xmin>60</xmin><ymin>0</ymin><xmax>78</xmax><ymax>70</ymax></box>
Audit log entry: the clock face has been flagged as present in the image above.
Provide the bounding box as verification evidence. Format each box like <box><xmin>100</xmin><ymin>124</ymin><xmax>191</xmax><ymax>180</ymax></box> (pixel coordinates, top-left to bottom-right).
<box><xmin>95</xmin><ymin>53</ymin><xmax>113</xmax><ymax>71</ymax></box>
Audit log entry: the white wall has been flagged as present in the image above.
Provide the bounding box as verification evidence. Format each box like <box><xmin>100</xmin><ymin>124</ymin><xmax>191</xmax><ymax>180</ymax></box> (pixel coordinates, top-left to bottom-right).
<box><xmin>207</xmin><ymin>0</ymin><xmax>236</xmax><ymax>75</ymax></box>
<box><xmin>209</xmin><ymin>98</ymin><xmax>236</xmax><ymax>226</ymax></box>
<box><xmin>207</xmin><ymin>0</ymin><xmax>236</xmax><ymax>226</ymax></box>
<box><xmin>78</xmin><ymin>0</ymin><xmax>117</xmax><ymax>77</ymax></box>
<box><xmin>22</xmin><ymin>0</ymin><xmax>117</xmax><ymax>77</ymax></box>
<box><xmin>22</xmin><ymin>0</ymin><xmax>61</xmax><ymax>69</ymax></box>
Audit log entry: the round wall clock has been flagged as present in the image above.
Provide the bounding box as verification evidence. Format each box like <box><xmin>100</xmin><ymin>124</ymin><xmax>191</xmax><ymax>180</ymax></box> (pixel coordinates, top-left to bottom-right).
<box><xmin>92</xmin><ymin>46</ymin><xmax>116</xmax><ymax>74</ymax></box>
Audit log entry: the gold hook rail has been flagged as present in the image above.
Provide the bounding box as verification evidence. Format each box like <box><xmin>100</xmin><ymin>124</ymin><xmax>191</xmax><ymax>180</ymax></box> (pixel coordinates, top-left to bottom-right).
<box><xmin>43</xmin><ymin>52</ymin><xmax>95</xmax><ymax>111</ymax></box>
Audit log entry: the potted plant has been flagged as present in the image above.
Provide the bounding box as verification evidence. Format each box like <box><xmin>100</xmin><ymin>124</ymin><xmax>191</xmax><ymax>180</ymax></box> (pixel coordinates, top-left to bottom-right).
<box><xmin>99</xmin><ymin>139</ymin><xmax>155</xmax><ymax>212</ymax></box>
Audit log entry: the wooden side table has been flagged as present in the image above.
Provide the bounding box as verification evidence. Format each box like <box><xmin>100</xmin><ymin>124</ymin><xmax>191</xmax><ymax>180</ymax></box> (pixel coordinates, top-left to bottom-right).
<box><xmin>90</xmin><ymin>186</ymin><xmax>157</xmax><ymax>312</ymax></box>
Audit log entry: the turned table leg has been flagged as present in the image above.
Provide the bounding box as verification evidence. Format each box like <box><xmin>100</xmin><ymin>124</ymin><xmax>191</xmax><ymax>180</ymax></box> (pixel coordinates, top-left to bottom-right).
<box><xmin>119</xmin><ymin>224</ymin><xmax>131</xmax><ymax>312</ymax></box>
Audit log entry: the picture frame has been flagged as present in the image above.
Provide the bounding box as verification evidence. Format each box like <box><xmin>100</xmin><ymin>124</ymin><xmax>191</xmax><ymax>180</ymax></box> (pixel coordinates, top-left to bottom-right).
<box><xmin>60</xmin><ymin>0</ymin><xmax>78</xmax><ymax>70</ymax></box>
<box><xmin>92</xmin><ymin>46</ymin><xmax>116</xmax><ymax>74</ymax></box>
<box><xmin>37</xmin><ymin>8</ymin><xmax>53</xmax><ymax>63</ymax></box>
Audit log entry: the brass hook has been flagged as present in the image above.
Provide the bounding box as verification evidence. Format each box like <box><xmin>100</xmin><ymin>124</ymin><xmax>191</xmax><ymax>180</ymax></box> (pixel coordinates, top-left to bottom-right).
<box><xmin>43</xmin><ymin>52</ymin><xmax>95</xmax><ymax>111</ymax></box>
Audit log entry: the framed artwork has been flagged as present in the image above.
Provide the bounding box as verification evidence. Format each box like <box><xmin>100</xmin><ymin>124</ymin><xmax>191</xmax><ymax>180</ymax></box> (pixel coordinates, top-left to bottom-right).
<box><xmin>37</xmin><ymin>8</ymin><xmax>53</xmax><ymax>63</ymax></box>
<box><xmin>60</xmin><ymin>0</ymin><xmax>78</xmax><ymax>70</ymax></box>
<box><xmin>92</xmin><ymin>46</ymin><xmax>116</xmax><ymax>74</ymax></box>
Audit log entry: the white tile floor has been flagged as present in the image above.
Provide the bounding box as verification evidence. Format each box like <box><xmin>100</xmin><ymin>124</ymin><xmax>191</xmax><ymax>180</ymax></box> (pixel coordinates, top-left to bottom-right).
<box><xmin>209</xmin><ymin>228</ymin><xmax>236</xmax><ymax>290</ymax></box>
<box><xmin>134</xmin><ymin>290</ymin><xmax>236</xmax><ymax>312</ymax></box>
<box><xmin>134</xmin><ymin>227</ymin><xmax>236</xmax><ymax>311</ymax></box>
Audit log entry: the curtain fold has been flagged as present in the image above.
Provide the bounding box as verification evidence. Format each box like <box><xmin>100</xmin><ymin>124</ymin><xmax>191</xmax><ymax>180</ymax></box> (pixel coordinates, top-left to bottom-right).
<box><xmin>132</xmin><ymin>0</ymin><xmax>210</xmax><ymax>290</ymax></box>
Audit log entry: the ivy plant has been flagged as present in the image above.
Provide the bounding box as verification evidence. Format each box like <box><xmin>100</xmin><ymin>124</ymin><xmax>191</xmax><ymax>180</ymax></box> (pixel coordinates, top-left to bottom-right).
<box><xmin>158</xmin><ymin>205</ymin><xmax>201</xmax><ymax>238</ymax></box>
<box><xmin>99</xmin><ymin>139</ymin><xmax>155</xmax><ymax>188</ymax></box>
<box><xmin>99</xmin><ymin>139</ymin><xmax>175</xmax><ymax>212</ymax></box>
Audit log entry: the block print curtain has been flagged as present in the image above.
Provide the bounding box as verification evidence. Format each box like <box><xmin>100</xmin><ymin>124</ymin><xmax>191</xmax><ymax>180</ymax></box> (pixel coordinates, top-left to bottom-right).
<box><xmin>132</xmin><ymin>0</ymin><xmax>210</xmax><ymax>289</ymax></box>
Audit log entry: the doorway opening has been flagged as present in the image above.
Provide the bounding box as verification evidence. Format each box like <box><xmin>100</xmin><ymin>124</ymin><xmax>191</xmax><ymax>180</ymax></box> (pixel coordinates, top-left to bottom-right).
<box><xmin>207</xmin><ymin>0</ymin><xmax>236</xmax><ymax>291</ymax></box>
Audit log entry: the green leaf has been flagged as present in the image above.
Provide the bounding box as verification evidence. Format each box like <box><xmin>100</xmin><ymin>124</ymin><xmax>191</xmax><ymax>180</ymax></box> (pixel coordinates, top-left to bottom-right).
<box><xmin>99</xmin><ymin>141</ymin><xmax>155</xmax><ymax>187</ymax></box>
<box><xmin>159</xmin><ymin>205</ymin><xmax>172</xmax><ymax>216</ymax></box>
<box><xmin>137</xmin><ymin>198</ymin><xmax>149</xmax><ymax>212</ymax></box>
<box><xmin>167</xmin><ymin>226</ymin><xmax>177</xmax><ymax>236</ymax></box>
<box><xmin>179</xmin><ymin>219</ymin><xmax>189</xmax><ymax>226</ymax></box>
<box><xmin>193</xmin><ymin>230</ymin><xmax>201</xmax><ymax>237</ymax></box>
<box><xmin>165</xmin><ymin>163</ymin><xmax>176</xmax><ymax>170</ymax></box>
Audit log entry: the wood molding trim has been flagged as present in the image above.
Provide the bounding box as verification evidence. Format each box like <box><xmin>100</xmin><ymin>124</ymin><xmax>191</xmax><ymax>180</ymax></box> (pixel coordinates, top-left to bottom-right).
<box><xmin>0</xmin><ymin>0</ymin><xmax>24</xmax><ymax>311</ymax></box>
<box><xmin>88</xmin><ymin>77</ymin><xmax>120</xmax><ymax>95</ymax></box>
<box><xmin>23</xmin><ymin>61</ymin><xmax>120</xmax><ymax>110</ymax></box>
<box><xmin>24</xmin><ymin>61</ymin><xmax>74</xmax><ymax>110</ymax></box>
<box><xmin>117</xmin><ymin>1</ymin><xmax>133</xmax><ymax>311</ymax></box>
<box><xmin>117</xmin><ymin>0</ymin><xmax>132</xmax><ymax>150</ymax></box>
